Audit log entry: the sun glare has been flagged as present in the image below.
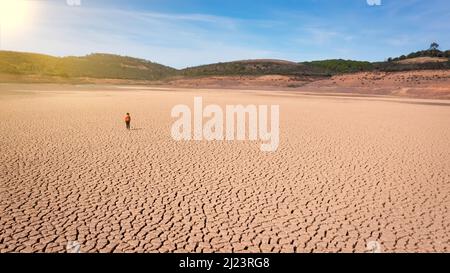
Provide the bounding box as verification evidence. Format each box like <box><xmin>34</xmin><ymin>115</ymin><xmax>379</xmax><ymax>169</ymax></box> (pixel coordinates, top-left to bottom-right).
<box><xmin>0</xmin><ymin>0</ymin><xmax>30</xmax><ymax>29</ymax></box>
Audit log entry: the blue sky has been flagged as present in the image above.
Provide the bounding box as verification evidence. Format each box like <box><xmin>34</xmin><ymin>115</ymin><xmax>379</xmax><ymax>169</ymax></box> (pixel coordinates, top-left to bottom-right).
<box><xmin>1</xmin><ymin>0</ymin><xmax>449</xmax><ymax>68</ymax></box>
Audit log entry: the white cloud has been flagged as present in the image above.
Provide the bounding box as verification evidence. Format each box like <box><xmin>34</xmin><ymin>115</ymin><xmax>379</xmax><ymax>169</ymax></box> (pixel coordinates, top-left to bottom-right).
<box><xmin>1</xmin><ymin>1</ymin><xmax>275</xmax><ymax>68</ymax></box>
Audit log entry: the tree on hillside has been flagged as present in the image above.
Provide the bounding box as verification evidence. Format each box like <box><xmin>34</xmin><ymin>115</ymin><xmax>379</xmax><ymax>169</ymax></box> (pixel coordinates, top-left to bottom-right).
<box><xmin>429</xmin><ymin>42</ymin><xmax>439</xmax><ymax>50</ymax></box>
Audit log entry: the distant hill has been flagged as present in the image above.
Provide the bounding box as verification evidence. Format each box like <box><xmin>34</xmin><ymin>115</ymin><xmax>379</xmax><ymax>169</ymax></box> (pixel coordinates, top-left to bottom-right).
<box><xmin>181</xmin><ymin>59</ymin><xmax>328</xmax><ymax>77</ymax></box>
<box><xmin>0</xmin><ymin>51</ymin><xmax>176</xmax><ymax>80</ymax></box>
<box><xmin>302</xmin><ymin>59</ymin><xmax>374</xmax><ymax>74</ymax></box>
<box><xmin>0</xmin><ymin>49</ymin><xmax>449</xmax><ymax>83</ymax></box>
<box><xmin>389</xmin><ymin>49</ymin><xmax>450</xmax><ymax>62</ymax></box>
<box><xmin>178</xmin><ymin>55</ymin><xmax>450</xmax><ymax>78</ymax></box>
<box><xmin>304</xmin><ymin>55</ymin><xmax>450</xmax><ymax>74</ymax></box>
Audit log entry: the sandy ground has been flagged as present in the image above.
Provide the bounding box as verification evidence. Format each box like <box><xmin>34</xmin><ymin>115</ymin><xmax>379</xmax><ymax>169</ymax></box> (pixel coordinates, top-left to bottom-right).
<box><xmin>0</xmin><ymin>84</ymin><xmax>449</xmax><ymax>253</ymax></box>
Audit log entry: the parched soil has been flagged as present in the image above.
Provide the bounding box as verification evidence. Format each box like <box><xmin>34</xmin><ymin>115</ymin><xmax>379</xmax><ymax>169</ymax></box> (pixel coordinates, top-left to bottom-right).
<box><xmin>0</xmin><ymin>85</ymin><xmax>449</xmax><ymax>253</ymax></box>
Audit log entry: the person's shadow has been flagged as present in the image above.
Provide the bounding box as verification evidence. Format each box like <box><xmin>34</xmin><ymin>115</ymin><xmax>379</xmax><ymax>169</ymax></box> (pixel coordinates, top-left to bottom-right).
<box><xmin>131</xmin><ymin>128</ymin><xmax>144</xmax><ymax>131</ymax></box>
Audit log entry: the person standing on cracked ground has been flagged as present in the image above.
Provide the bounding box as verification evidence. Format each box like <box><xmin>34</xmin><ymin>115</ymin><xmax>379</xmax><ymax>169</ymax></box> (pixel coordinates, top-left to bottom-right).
<box><xmin>125</xmin><ymin>113</ymin><xmax>131</xmax><ymax>130</ymax></box>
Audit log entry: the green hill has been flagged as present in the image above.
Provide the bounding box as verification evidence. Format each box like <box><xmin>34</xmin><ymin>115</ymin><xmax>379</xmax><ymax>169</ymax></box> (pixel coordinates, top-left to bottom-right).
<box><xmin>0</xmin><ymin>51</ymin><xmax>177</xmax><ymax>80</ymax></box>
<box><xmin>302</xmin><ymin>59</ymin><xmax>374</xmax><ymax>74</ymax></box>
<box><xmin>389</xmin><ymin>49</ymin><xmax>450</xmax><ymax>62</ymax></box>
<box><xmin>181</xmin><ymin>59</ymin><xmax>328</xmax><ymax>77</ymax></box>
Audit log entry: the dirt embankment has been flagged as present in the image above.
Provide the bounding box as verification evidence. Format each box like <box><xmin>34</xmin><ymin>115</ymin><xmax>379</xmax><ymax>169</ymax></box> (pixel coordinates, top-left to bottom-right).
<box><xmin>166</xmin><ymin>70</ymin><xmax>450</xmax><ymax>99</ymax></box>
<box><xmin>304</xmin><ymin>70</ymin><xmax>450</xmax><ymax>99</ymax></box>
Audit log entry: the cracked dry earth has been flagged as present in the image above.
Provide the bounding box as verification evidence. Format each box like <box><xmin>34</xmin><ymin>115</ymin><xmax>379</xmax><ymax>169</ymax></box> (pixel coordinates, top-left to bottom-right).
<box><xmin>1</xmin><ymin>86</ymin><xmax>449</xmax><ymax>253</ymax></box>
